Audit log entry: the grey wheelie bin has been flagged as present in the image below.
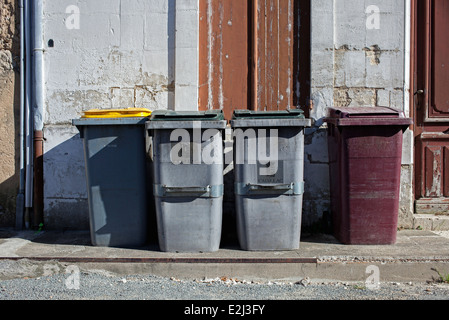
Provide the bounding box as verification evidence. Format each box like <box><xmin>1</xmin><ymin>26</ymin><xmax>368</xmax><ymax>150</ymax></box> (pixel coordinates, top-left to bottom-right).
<box><xmin>231</xmin><ymin>109</ymin><xmax>311</xmax><ymax>251</ymax></box>
<box><xmin>73</xmin><ymin>108</ymin><xmax>152</xmax><ymax>247</ymax></box>
<box><xmin>146</xmin><ymin>110</ymin><xmax>227</xmax><ymax>252</ymax></box>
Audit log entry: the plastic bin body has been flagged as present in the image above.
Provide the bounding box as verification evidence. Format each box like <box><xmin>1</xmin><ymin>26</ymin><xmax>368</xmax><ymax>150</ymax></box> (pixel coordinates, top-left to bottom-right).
<box><xmin>231</xmin><ymin>110</ymin><xmax>311</xmax><ymax>251</ymax></box>
<box><xmin>147</xmin><ymin>110</ymin><xmax>226</xmax><ymax>252</ymax></box>
<box><xmin>73</xmin><ymin>116</ymin><xmax>150</xmax><ymax>247</ymax></box>
<box><xmin>325</xmin><ymin>107</ymin><xmax>413</xmax><ymax>245</ymax></box>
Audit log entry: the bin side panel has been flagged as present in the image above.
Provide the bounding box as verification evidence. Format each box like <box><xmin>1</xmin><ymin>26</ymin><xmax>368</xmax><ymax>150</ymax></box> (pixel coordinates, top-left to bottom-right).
<box><xmin>155</xmin><ymin>197</ymin><xmax>223</xmax><ymax>252</ymax></box>
<box><xmin>152</xmin><ymin>129</ymin><xmax>224</xmax><ymax>187</ymax></box>
<box><xmin>233</xmin><ymin>127</ymin><xmax>305</xmax><ymax>184</ymax></box>
<box><xmin>83</xmin><ymin>125</ymin><xmax>148</xmax><ymax>247</ymax></box>
<box><xmin>233</xmin><ymin>125</ymin><xmax>305</xmax><ymax>251</ymax></box>
<box><xmin>330</xmin><ymin>126</ymin><xmax>404</xmax><ymax>245</ymax></box>
<box><xmin>235</xmin><ymin>195</ymin><xmax>303</xmax><ymax>251</ymax></box>
<box><xmin>151</xmin><ymin>127</ymin><xmax>224</xmax><ymax>252</ymax></box>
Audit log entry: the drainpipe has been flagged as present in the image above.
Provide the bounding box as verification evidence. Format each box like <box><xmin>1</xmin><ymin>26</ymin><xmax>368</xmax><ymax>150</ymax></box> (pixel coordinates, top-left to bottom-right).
<box><xmin>32</xmin><ymin>0</ymin><xmax>44</xmax><ymax>229</ymax></box>
<box><xmin>16</xmin><ymin>0</ymin><xmax>25</xmax><ymax>230</ymax></box>
<box><xmin>24</xmin><ymin>0</ymin><xmax>34</xmax><ymax>229</ymax></box>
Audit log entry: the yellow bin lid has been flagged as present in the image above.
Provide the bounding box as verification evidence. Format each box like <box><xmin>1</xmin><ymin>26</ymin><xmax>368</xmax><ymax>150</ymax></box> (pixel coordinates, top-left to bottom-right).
<box><xmin>82</xmin><ymin>108</ymin><xmax>152</xmax><ymax>118</ymax></box>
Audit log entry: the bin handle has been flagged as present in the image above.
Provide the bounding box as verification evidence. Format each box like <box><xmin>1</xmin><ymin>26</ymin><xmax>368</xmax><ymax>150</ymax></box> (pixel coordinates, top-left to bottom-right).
<box><xmin>249</xmin><ymin>184</ymin><xmax>293</xmax><ymax>192</ymax></box>
<box><xmin>235</xmin><ymin>182</ymin><xmax>304</xmax><ymax>196</ymax></box>
<box><xmin>165</xmin><ymin>186</ymin><xmax>209</xmax><ymax>194</ymax></box>
<box><xmin>154</xmin><ymin>184</ymin><xmax>224</xmax><ymax>198</ymax></box>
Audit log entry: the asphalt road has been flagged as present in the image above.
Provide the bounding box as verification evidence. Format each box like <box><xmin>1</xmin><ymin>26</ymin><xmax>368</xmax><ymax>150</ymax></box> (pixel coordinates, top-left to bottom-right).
<box><xmin>1</xmin><ymin>270</ymin><xmax>448</xmax><ymax>301</ymax></box>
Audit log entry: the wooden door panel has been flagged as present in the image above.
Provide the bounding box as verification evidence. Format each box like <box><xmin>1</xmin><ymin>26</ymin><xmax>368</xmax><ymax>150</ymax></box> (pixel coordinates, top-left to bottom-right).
<box><xmin>199</xmin><ymin>0</ymin><xmax>307</xmax><ymax>118</ymax></box>
<box><xmin>421</xmin><ymin>137</ymin><xmax>449</xmax><ymax>198</ymax></box>
<box><xmin>424</xmin><ymin>146</ymin><xmax>442</xmax><ymax>198</ymax></box>
<box><xmin>199</xmin><ymin>0</ymin><xmax>250</xmax><ymax>120</ymax></box>
<box><xmin>415</xmin><ymin>134</ymin><xmax>449</xmax><ymax>213</ymax></box>
<box><xmin>413</xmin><ymin>0</ymin><xmax>449</xmax><ymax>214</ymax></box>
<box><xmin>430</xmin><ymin>0</ymin><xmax>449</xmax><ymax>120</ymax></box>
<box><xmin>254</xmin><ymin>0</ymin><xmax>295</xmax><ymax>111</ymax></box>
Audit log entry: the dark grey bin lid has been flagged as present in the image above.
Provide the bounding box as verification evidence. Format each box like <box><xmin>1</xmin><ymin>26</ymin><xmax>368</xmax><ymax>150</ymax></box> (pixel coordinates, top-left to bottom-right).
<box><xmin>147</xmin><ymin>110</ymin><xmax>227</xmax><ymax>129</ymax></box>
<box><xmin>325</xmin><ymin>107</ymin><xmax>413</xmax><ymax>127</ymax></box>
<box><xmin>72</xmin><ymin>118</ymin><xmax>148</xmax><ymax>140</ymax></box>
<box><xmin>72</xmin><ymin>117</ymin><xmax>148</xmax><ymax>127</ymax></box>
<box><xmin>232</xmin><ymin>109</ymin><xmax>305</xmax><ymax>119</ymax></box>
<box><xmin>150</xmin><ymin>109</ymin><xmax>225</xmax><ymax>121</ymax></box>
<box><xmin>230</xmin><ymin>109</ymin><xmax>311</xmax><ymax>128</ymax></box>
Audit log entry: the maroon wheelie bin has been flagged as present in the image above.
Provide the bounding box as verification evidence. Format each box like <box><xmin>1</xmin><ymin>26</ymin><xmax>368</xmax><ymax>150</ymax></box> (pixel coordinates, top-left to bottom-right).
<box><xmin>325</xmin><ymin>107</ymin><xmax>413</xmax><ymax>245</ymax></box>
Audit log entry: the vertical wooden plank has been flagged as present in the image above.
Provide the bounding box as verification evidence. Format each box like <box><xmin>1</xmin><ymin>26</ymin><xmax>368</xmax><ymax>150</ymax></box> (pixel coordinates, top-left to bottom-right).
<box><xmin>255</xmin><ymin>0</ymin><xmax>294</xmax><ymax>111</ymax></box>
<box><xmin>431</xmin><ymin>0</ymin><xmax>449</xmax><ymax>117</ymax></box>
<box><xmin>199</xmin><ymin>0</ymin><xmax>217</xmax><ymax>111</ymax></box>
<box><xmin>251</xmin><ymin>0</ymin><xmax>258</xmax><ymax>110</ymax></box>
<box><xmin>444</xmin><ymin>146</ymin><xmax>449</xmax><ymax>197</ymax></box>
<box><xmin>415</xmin><ymin>137</ymin><xmax>424</xmax><ymax>199</ymax></box>
<box><xmin>198</xmin><ymin>0</ymin><xmax>209</xmax><ymax>111</ymax></box>
<box><xmin>211</xmin><ymin>0</ymin><xmax>223</xmax><ymax>112</ymax></box>
<box><xmin>198</xmin><ymin>0</ymin><xmax>249</xmax><ymax>119</ymax></box>
<box><xmin>221</xmin><ymin>0</ymin><xmax>249</xmax><ymax>119</ymax></box>
<box><xmin>265</xmin><ymin>0</ymin><xmax>279</xmax><ymax>110</ymax></box>
<box><xmin>295</xmin><ymin>0</ymin><xmax>310</xmax><ymax>115</ymax></box>
<box><xmin>278</xmin><ymin>0</ymin><xmax>293</xmax><ymax>110</ymax></box>
<box><xmin>424</xmin><ymin>145</ymin><xmax>433</xmax><ymax>197</ymax></box>
<box><xmin>198</xmin><ymin>0</ymin><xmax>224</xmax><ymax>112</ymax></box>
<box><xmin>256</xmin><ymin>0</ymin><xmax>267</xmax><ymax>110</ymax></box>
<box><xmin>425</xmin><ymin>146</ymin><xmax>442</xmax><ymax>197</ymax></box>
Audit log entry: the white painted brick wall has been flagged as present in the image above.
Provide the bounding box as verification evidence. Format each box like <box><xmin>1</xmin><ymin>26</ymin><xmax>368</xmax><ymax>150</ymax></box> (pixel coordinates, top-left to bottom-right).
<box><xmin>42</xmin><ymin>0</ymin><xmax>199</xmax><ymax>228</ymax></box>
<box><xmin>44</xmin><ymin>0</ymin><xmax>199</xmax><ymax>125</ymax></box>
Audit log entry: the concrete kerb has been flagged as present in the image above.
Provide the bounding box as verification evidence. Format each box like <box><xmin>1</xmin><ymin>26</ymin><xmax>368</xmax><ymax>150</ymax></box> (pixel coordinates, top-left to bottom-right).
<box><xmin>1</xmin><ymin>229</ymin><xmax>449</xmax><ymax>284</ymax></box>
<box><xmin>2</xmin><ymin>257</ymin><xmax>449</xmax><ymax>285</ymax></box>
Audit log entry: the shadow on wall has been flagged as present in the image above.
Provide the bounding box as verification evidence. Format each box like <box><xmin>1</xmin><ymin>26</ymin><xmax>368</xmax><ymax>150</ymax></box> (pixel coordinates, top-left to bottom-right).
<box><xmin>43</xmin><ymin>129</ymin><xmax>159</xmax><ymax>245</ymax></box>
<box><xmin>0</xmin><ymin>44</ymin><xmax>21</xmax><ymax>228</ymax></box>
<box><xmin>222</xmin><ymin>137</ymin><xmax>237</xmax><ymax>246</ymax></box>
<box><xmin>43</xmin><ymin>132</ymin><xmax>90</xmax><ymax>231</ymax></box>
<box><xmin>0</xmin><ymin>96</ymin><xmax>20</xmax><ymax>227</ymax></box>
<box><xmin>0</xmin><ymin>173</ymin><xmax>20</xmax><ymax>227</ymax></box>
<box><xmin>302</xmin><ymin>125</ymin><xmax>332</xmax><ymax>234</ymax></box>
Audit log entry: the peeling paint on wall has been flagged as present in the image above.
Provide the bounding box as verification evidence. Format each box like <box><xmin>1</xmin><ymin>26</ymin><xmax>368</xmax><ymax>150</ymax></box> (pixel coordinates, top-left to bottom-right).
<box><xmin>363</xmin><ymin>45</ymin><xmax>382</xmax><ymax>65</ymax></box>
<box><xmin>334</xmin><ymin>87</ymin><xmax>377</xmax><ymax>108</ymax></box>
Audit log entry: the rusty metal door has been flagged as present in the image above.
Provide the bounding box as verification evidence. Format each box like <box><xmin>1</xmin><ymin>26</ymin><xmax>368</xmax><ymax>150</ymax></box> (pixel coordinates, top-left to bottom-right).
<box><xmin>199</xmin><ymin>0</ymin><xmax>310</xmax><ymax>120</ymax></box>
<box><xmin>413</xmin><ymin>0</ymin><xmax>449</xmax><ymax>214</ymax></box>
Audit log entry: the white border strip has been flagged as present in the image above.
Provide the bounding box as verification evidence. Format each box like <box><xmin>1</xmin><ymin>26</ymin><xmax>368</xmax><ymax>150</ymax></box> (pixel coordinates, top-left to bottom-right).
<box><xmin>404</xmin><ymin>0</ymin><xmax>411</xmax><ymax>118</ymax></box>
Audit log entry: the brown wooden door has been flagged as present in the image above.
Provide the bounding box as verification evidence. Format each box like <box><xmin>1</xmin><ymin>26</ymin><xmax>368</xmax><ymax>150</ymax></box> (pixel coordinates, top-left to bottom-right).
<box><xmin>413</xmin><ymin>0</ymin><xmax>449</xmax><ymax>214</ymax></box>
<box><xmin>198</xmin><ymin>0</ymin><xmax>310</xmax><ymax>120</ymax></box>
